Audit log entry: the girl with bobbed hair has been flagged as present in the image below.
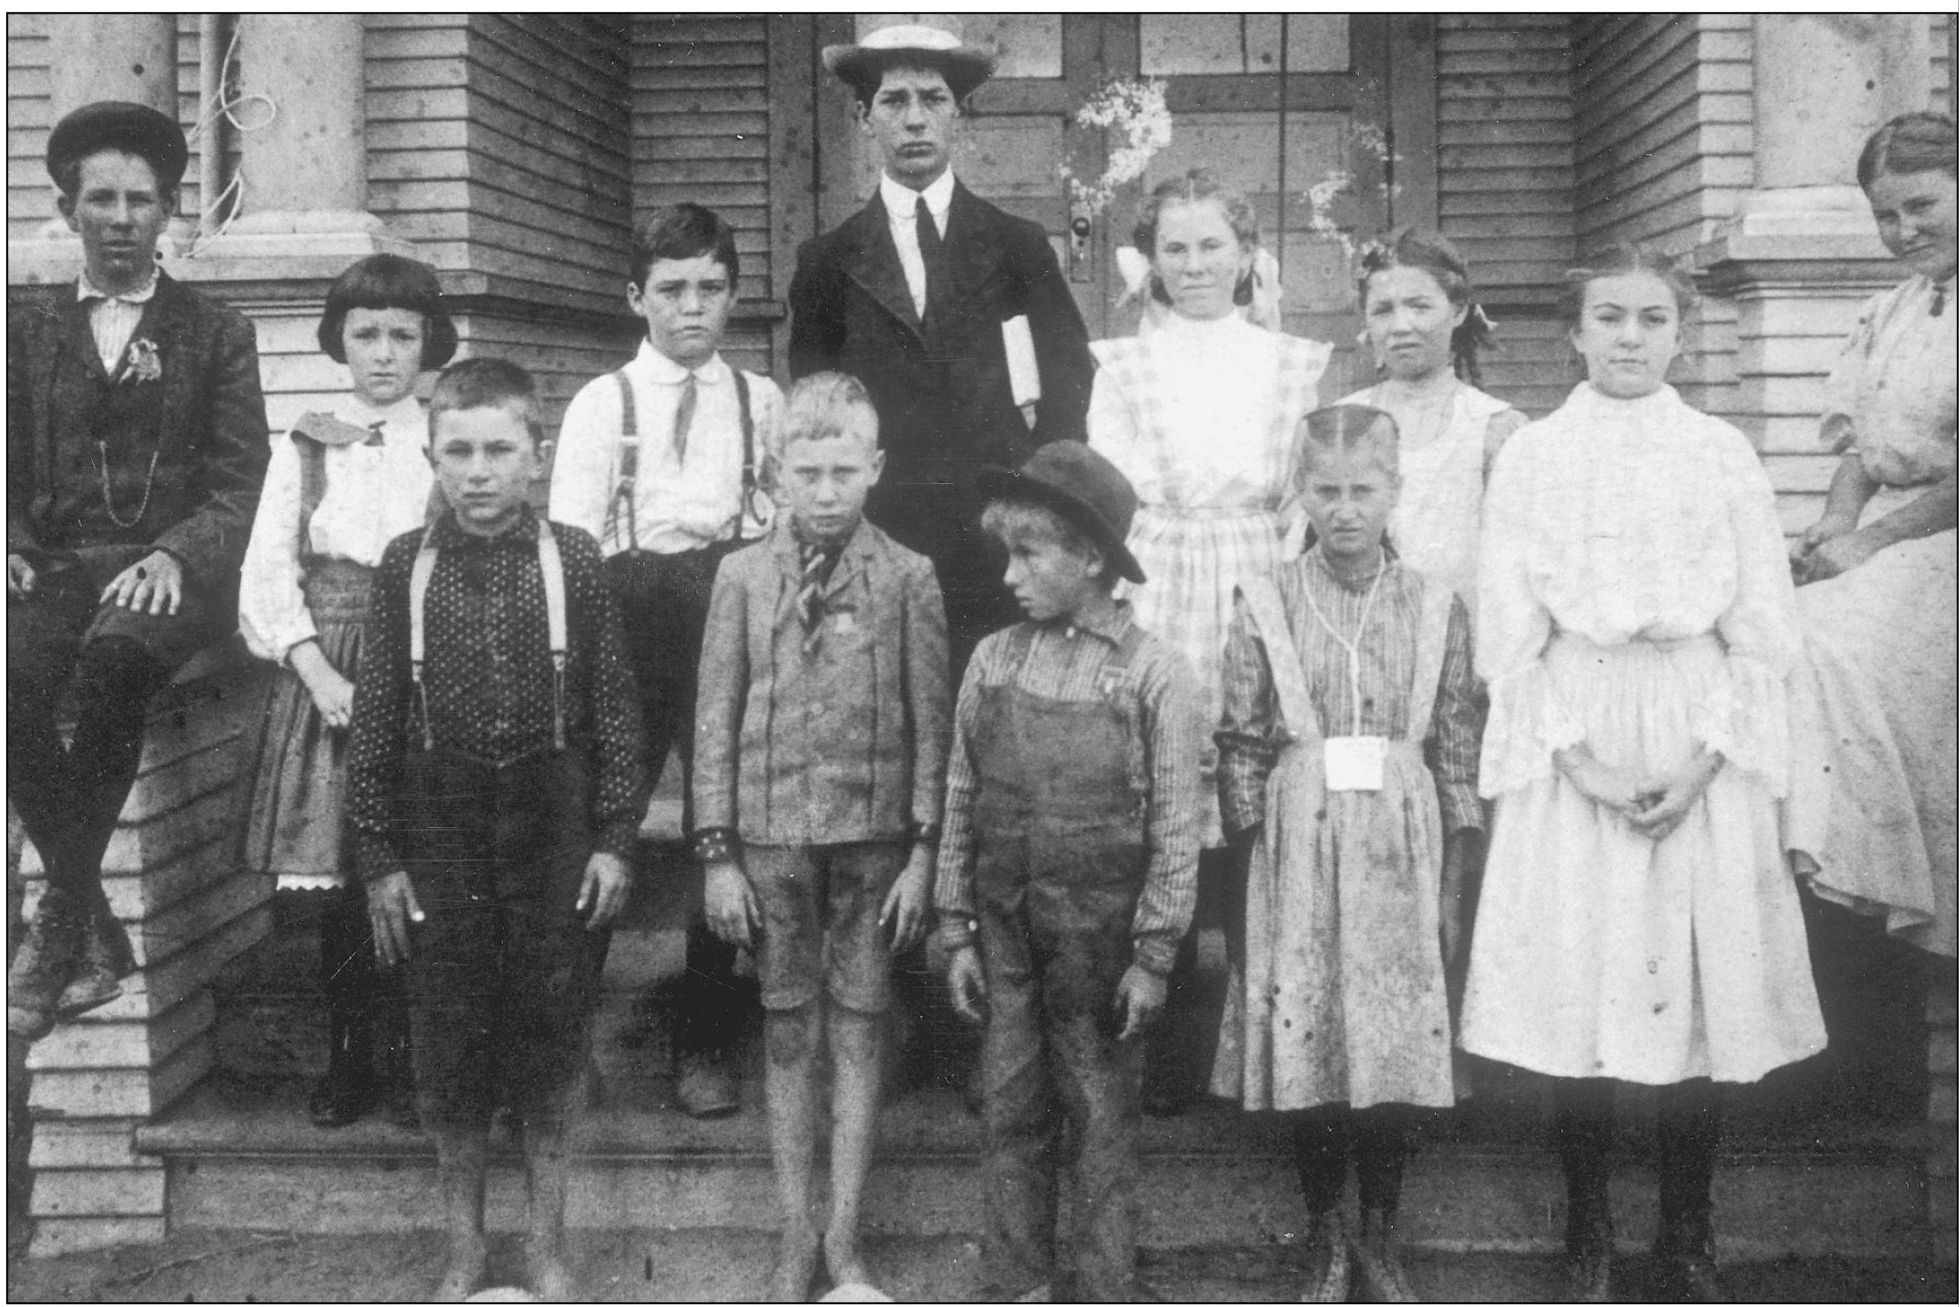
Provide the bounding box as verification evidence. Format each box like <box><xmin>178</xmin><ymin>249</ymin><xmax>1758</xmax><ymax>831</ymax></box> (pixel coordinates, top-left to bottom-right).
<box><xmin>1785</xmin><ymin>111</ymin><xmax>1956</xmax><ymax>962</ymax></box>
<box><xmin>1461</xmin><ymin>245</ymin><xmax>1825</xmax><ymax>1302</ymax></box>
<box><xmin>1337</xmin><ymin>227</ymin><xmax>1524</xmax><ymax>624</ymax></box>
<box><xmin>239</xmin><ymin>251</ymin><xmax>456</xmax><ymax>1128</ymax></box>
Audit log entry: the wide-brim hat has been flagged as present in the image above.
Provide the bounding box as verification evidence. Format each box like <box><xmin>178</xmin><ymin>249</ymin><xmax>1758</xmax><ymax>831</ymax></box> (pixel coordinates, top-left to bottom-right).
<box><xmin>977</xmin><ymin>442</ymin><xmax>1146</xmax><ymax>586</ymax></box>
<box><xmin>46</xmin><ymin>101</ymin><xmax>188</xmax><ymax>190</ymax></box>
<box><xmin>823</xmin><ymin>17</ymin><xmax>997</xmax><ymax>101</ymax></box>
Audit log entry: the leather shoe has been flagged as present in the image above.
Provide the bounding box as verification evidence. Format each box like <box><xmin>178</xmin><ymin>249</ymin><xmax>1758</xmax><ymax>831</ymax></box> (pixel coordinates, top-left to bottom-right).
<box><xmin>8</xmin><ymin>887</ymin><xmax>89</xmax><ymax>1041</ymax></box>
<box><xmin>55</xmin><ymin>904</ymin><xmax>135</xmax><ymax>1019</ymax></box>
<box><xmin>675</xmin><ymin>1050</ymin><xmax>739</xmax><ymax>1118</ymax></box>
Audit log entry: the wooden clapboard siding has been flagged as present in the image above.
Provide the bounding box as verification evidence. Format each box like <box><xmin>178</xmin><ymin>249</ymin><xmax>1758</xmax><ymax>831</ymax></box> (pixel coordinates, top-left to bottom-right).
<box><xmin>7</xmin><ymin>13</ymin><xmax>52</xmax><ymax>238</ymax></box>
<box><xmin>363</xmin><ymin>15</ymin><xmax>473</xmax><ymax>271</ymax></box>
<box><xmin>1435</xmin><ymin>14</ymin><xmax>1576</xmax><ymax>418</ymax></box>
<box><xmin>1934</xmin><ymin>14</ymin><xmax>1952</xmax><ymax>113</ymax></box>
<box><xmin>1571</xmin><ymin>14</ymin><xmax>1754</xmax><ymax>257</ymax></box>
<box><xmin>631</xmin><ymin>14</ymin><xmax>780</xmax><ymax>374</ymax></box>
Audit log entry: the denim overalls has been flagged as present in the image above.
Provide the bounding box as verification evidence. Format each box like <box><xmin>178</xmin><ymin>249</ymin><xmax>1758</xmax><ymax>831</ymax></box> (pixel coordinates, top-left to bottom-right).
<box><xmin>970</xmin><ymin>623</ymin><xmax>1151</xmax><ymax>1303</ymax></box>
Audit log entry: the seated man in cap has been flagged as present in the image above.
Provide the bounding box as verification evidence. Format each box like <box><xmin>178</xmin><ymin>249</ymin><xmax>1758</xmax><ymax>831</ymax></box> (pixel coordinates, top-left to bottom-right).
<box><xmin>8</xmin><ymin>100</ymin><xmax>270</xmax><ymax>1039</ymax></box>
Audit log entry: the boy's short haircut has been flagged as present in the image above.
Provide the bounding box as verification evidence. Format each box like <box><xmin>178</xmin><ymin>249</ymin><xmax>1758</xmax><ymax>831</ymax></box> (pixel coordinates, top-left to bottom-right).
<box><xmin>1299</xmin><ymin>403</ymin><xmax>1400</xmax><ymax>480</ymax></box>
<box><xmin>428</xmin><ymin>357</ymin><xmax>545</xmax><ymax>447</ymax></box>
<box><xmin>979</xmin><ymin>497</ymin><xmax>1117</xmax><ymax>591</ymax></box>
<box><xmin>630</xmin><ymin>202</ymin><xmax>739</xmax><ymax>290</ymax></box>
<box><xmin>774</xmin><ymin>371</ymin><xmax>880</xmax><ymax>459</ymax></box>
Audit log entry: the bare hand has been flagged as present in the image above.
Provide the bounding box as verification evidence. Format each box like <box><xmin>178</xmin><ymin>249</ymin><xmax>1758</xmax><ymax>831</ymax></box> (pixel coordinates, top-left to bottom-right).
<box><xmin>1555</xmin><ymin>747</ymin><xmax>1644</xmax><ymax>820</ymax></box>
<box><xmin>575</xmin><ymin>850</ymin><xmax>633</xmax><ymax>930</ymax></box>
<box><xmin>299</xmin><ymin>661</ymin><xmax>355</xmax><ymax>730</ymax></box>
<box><xmin>7</xmin><ymin>553</ymin><xmax>35</xmax><ymax>600</ymax></box>
<box><xmin>100</xmin><ymin>549</ymin><xmax>183</xmax><ymax>616</ymax></box>
<box><xmin>946</xmin><ymin>944</ymin><xmax>988</xmax><ymax>1025</ymax></box>
<box><xmin>703</xmin><ymin>857</ymin><xmax>759</xmax><ymax>949</ymax></box>
<box><xmin>1795</xmin><ymin>529</ymin><xmax>1884</xmax><ymax>585</ymax></box>
<box><xmin>1791</xmin><ymin>510</ymin><xmax>1857</xmax><ymax>566</ymax></box>
<box><xmin>1113</xmin><ymin>963</ymin><xmax>1168</xmax><ymax>1042</ymax></box>
<box><xmin>366</xmin><ymin>870</ymin><xmax>424</xmax><ymax>967</ymax></box>
<box><xmin>1627</xmin><ymin>752</ymin><xmax>1723</xmax><ymax>843</ymax></box>
<box><xmin>878</xmin><ymin>848</ymin><xmax>934</xmax><ymax>953</ymax></box>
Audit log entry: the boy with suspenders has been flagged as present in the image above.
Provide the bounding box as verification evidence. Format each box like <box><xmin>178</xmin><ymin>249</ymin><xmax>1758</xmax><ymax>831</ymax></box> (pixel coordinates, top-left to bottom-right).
<box><xmin>550</xmin><ymin>204</ymin><xmax>784</xmax><ymax>1117</ymax></box>
<box><xmin>348</xmin><ymin>359</ymin><xmax>647</xmax><ymax>1300</ymax></box>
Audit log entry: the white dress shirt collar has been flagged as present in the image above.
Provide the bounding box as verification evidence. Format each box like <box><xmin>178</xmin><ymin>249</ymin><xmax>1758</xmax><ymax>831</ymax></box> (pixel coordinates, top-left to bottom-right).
<box><xmin>632</xmin><ymin>337</ymin><xmax>730</xmax><ymax>386</ymax></box>
<box><xmin>880</xmin><ymin>168</ymin><xmax>956</xmax><ymax>234</ymax></box>
<box><xmin>77</xmin><ymin>267</ymin><xmax>159</xmax><ymax>304</ymax></box>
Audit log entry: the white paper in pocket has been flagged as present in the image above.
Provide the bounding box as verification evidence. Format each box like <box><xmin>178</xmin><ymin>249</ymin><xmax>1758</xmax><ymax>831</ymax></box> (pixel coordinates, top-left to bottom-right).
<box><xmin>1001</xmin><ymin>315</ymin><xmax>1041</xmax><ymax>407</ymax></box>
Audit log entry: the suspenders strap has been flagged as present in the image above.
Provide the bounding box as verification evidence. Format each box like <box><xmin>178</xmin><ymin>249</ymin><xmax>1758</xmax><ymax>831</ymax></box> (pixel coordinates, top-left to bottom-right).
<box><xmin>607</xmin><ymin>369</ymin><xmax>639</xmax><ymax>553</ymax></box>
<box><xmin>409</xmin><ymin>519</ymin><xmax>571</xmax><ymax>753</ymax></box>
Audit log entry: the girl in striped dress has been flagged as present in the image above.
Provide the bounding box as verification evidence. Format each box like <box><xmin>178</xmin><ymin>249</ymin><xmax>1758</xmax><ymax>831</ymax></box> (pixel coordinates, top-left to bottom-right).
<box><xmin>1338</xmin><ymin>227</ymin><xmax>1525</xmax><ymax>625</ymax></box>
<box><xmin>238</xmin><ymin>254</ymin><xmax>454</xmax><ymax>1127</ymax></box>
<box><xmin>1211</xmin><ymin>405</ymin><xmax>1482</xmax><ymax>1302</ymax></box>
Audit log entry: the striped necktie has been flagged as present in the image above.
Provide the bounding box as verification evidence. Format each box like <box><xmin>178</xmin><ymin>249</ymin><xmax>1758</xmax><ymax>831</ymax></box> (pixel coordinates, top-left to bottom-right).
<box><xmin>797</xmin><ymin>543</ymin><xmax>838</xmax><ymax>658</ymax></box>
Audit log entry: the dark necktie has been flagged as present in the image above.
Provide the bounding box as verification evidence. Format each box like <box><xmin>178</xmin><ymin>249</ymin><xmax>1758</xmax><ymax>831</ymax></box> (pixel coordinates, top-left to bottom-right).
<box><xmin>915</xmin><ymin>195</ymin><xmax>947</xmax><ymax>322</ymax></box>
<box><xmin>672</xmin><ymin>372</ymin><xmax>698</xmax><ymax>462</ymax></box>
<box><xmin>1933</xmin><ymin>282</ymin><xmax>1948</xmax><ymax>318</ymax></box>
<box><xmin>797</xmin><ymin>543</ymin><xmax>838</xmax><ymax>658</ymax></box>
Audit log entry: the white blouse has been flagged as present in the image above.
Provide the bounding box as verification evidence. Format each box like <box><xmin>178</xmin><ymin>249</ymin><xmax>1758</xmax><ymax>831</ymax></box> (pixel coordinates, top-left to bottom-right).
<box><xmin>238</xmin><ymin>393</ymin><xmax>434</xmax><ymax>663</ymax></box>
<box><xmin>1824</xmin><ymin>273</ymin><xmax>1957</xmax><ymax>488</ymax></box>
<box><xmin>1089</xmin><ymin>312</ymin><xmax>1328</xmax><ymax>514</ymax></box>
<box><xmin>1477</xmin><ymin>383</ymin><xmax>1799</xmax><ymax>795</ymax></box>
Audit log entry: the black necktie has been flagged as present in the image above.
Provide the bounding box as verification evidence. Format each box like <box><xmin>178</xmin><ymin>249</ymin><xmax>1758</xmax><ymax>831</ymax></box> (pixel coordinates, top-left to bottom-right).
<box><xmin>915</xmin><ymin>195</ymin><xmax>947</xmax><ymax>321</ymax></box>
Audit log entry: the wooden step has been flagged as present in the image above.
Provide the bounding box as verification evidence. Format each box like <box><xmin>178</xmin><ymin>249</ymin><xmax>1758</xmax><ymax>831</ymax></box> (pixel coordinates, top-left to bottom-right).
<box><xmin>136</xmin><ymin>1069</ymin><xmax>1935</xmax><ymax>1260</ymax></box>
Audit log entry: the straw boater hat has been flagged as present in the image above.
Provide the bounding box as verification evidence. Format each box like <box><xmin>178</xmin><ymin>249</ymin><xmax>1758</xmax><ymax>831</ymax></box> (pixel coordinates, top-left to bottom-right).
<box><xmin>822</xmin><ymin>16</ymin><xmax>997</xmax><ymax>101</ymax></box>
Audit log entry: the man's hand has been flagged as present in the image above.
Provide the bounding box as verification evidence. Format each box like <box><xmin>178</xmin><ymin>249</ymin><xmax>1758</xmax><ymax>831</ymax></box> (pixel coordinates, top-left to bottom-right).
<box><xmin>1627</xmin><ymin>751</ymin><xmax>1724</xmax><ymax>844</ymax></box>
<box><xmin>366</xmin><ymin>870</ymin><xmax>423</xmax><ymax>967</ymax></box>
<box><xmin>575</xmin><ymin>850</ymin><xmax>632</xmax><ymax>930</ymax></box>
<box><xmin>703</xmin><ymin>857</ymin><xmax>759</xmax><ymax>949</ymax></box>
<box><xmin>946</xmin><ymin>943</ymin><xmax>988</xmax><ymax>1025</ymax></box>
<box><xmin>100</xmin><ymin>549</ymin><xmax>183</xmax><ymax>616</ymax></box>
<box><xmin>878</xmin><ymin>846</ymin><xmax>934</xmax><ymax>953</ymax></box>
<box><xmin>1113</xmin><ymin>963</ymin><xmax>1168</xmax><ymax>1042</ymax></box>
<box><xmin>7</xmin><ymin>554</ymin><xmax>36</xmax><ymax>600</ymax></box>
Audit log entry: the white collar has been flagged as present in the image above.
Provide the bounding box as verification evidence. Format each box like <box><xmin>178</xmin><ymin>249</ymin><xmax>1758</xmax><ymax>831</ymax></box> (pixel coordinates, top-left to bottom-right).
<box><xmin>881</xmin><ymin>169</ymin><xmax>956</xmax><ymax>222</ymax></box>
<box><xmin>77</xmin><ymin>267</ymin><xmax>158</xmax><ymax>304</ymax></box>
<box><xmin>633</xmin><ymin>338</ymin><xmax>730</xmax><ymax>386</ymax></box>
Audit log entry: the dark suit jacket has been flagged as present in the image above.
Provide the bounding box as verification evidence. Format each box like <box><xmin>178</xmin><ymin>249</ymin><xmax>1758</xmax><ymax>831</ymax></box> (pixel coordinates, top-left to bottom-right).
<box><xmin>8</xmin><ymin>271</ymin><xmax>270</xmax><ymax>592</ymax></box>
<box><xmin>789</xmin><ymin>181</ymin><xmax>1094</xmax><ymax>647</ymax></box>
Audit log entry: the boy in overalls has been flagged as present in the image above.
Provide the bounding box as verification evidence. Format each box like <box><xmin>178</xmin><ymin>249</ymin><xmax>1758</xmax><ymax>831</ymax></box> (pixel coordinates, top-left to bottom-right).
<box><xmin>347</xmin><ymin>359</ymin><xmax>647</xmax><ymax>1301</ymax></box>
<box><xmin>938</xmin><ymin>443</ymin><xmax>1202</xmax><ymax>1302</ymax></box>
<box><xmin>549</xmin><ymin>203</ymin><xmax>783</xmax><ymax>1117</ymax></box>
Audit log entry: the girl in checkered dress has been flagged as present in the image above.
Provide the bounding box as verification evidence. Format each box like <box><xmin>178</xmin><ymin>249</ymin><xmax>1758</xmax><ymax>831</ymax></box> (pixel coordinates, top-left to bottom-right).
<box><xmin>1087</xmin><ymin>169</ymin><xmax>1330</xmax><ymax>854</ymax></box>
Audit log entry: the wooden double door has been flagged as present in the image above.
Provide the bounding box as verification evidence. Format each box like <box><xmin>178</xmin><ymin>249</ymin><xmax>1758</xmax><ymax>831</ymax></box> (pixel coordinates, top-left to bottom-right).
<box><xmin>814</xmin><ymin>13</ymin><xmax>1437</xmax><ymax>396</ymax></box>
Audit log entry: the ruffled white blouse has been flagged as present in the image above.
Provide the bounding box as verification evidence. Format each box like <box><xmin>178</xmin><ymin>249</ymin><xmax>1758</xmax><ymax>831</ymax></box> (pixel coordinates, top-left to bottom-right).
<box><xmin>238</xmin><ymin>393</ymin><xmax>434</xmax><ymax>663</ymax></box>
<box><xmin>1477</xmin><ymin>383</ymin><xmax>1799</xmax><ymax>795</ymax></box>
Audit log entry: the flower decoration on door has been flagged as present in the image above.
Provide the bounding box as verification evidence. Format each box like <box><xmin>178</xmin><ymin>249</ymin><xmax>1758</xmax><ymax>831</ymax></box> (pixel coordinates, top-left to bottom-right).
<box><xmin>1300</xmin><ymin>122</ymin><xmax>1400</xmax><ymax>259</ymax></box>
<box><xmin>1060</xmin><ymin>77</ymin><xmax>1173</xmax><ymax>217</ymax></box>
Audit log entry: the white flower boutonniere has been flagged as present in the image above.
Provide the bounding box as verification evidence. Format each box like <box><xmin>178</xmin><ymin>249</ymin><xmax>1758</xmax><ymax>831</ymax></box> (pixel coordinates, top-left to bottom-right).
<box><xmin>122</xmin><ymin>337</ymin><xmax>162</xmax><ymax>385</ymax></box>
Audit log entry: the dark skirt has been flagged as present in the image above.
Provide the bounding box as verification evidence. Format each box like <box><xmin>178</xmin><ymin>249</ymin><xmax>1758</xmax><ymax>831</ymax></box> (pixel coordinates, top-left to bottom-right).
<box><xmin>245</xmin><ymin>560</ymin><xmax>374</xmax><ymax>890</ymax></box>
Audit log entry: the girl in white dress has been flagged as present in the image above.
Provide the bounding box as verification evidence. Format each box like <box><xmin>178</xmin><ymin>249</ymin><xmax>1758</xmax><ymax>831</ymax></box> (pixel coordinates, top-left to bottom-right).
<box><xmin>1460</xmin><ymin>246</ymin><xmax>1825</xmax><ymax>1302</ymax></box>
<box><xmin>239</xmin><ymin>254</ymin><xmax>454</xmax><ymax>1127</ymax></box>
<box><xmin>1088</xmin><ymin>169</ymin><xmax>1330</xmax><ymax>1110</ymax></box>
<box><xmin>1338</xmin><ymin>228</ymin><xmax>1525</xmax><ymax>623</ymax></box>
<box><xmin>1786</xmin><ymin>113</ymin><xmax>1955</xmax><ymax>961</ymax></box>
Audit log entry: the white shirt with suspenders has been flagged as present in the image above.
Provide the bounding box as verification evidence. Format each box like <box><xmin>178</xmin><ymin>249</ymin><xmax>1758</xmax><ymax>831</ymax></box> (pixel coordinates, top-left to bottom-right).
<box><xmin>547</xmin><ymin>342</ymin><xmax>778</xmax><ymax>558</ymax></box>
